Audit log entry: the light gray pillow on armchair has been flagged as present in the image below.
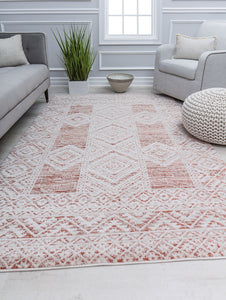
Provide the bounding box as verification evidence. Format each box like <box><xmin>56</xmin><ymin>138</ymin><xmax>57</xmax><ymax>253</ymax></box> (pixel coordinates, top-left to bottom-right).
<box><xmin>0</xmin><ymin>34</ymin><xmax>29</xmax><ymax>67</ymax></box>
<box><xmin>174</xmin><ymin>34</ymin><xmax>217</xmax><ymax>60</ymax></box>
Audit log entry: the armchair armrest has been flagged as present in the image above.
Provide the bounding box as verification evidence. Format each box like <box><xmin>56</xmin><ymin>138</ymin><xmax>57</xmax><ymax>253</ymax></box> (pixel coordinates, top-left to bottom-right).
<box><xmin>195</xmin><ymin>50</ymin><xmax>226</xmax><ymax>88</ymax></box>
<box><xmin>156</xmin><ymin>44</ymin><xmax>175</xmax><ymax>61</ymax></box>
<box><xmin>0</xmin><ymin>32</ymin><xmax>48</xmax><ymax>66</ymax></box>
<box><xmin>154</xmin><ymin>44</ymin><xmax>175</xmax><ymax>71</ymax></box>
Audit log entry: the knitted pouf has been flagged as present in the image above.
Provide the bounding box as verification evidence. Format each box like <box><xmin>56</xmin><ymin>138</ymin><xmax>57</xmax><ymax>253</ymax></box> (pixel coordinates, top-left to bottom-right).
<box><xmin>182</xmin><ymin>88</ymin><xmax>226</xmax><ymax>145</ymax></box>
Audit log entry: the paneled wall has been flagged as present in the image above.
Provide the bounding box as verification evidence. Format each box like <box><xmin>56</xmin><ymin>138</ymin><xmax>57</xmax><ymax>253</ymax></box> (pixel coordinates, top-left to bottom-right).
<box><xmin>1</xmin><ymin>0</ymin><xmax>226</xmax><ymax>86</ymax></box>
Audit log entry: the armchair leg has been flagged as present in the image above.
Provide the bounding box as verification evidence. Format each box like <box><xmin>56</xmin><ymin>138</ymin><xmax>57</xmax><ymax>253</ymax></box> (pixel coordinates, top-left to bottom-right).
<box><xmin>44</xmin><ymin>89</ymin><xmax>49</xmax><ymax>103</ymax></box>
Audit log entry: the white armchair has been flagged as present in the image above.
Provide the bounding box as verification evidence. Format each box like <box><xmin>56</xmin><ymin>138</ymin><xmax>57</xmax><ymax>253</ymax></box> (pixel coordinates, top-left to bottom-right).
<box><xmin>153</xmin><ymin>21</ymin><xmax>226</xmax><ymax>101</ymax></box>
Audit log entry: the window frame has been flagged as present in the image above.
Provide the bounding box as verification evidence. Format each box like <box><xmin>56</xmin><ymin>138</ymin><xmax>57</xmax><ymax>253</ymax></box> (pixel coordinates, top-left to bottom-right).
<box><xmin>99</xmin><ymin>0</ymin><xmax>161</xmax><ymax>45</ymax></box>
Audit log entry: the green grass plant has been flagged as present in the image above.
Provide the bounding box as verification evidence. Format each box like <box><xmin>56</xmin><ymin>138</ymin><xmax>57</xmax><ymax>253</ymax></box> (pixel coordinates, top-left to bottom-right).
<box><xmin>53</xmin><ymin>26</ymin><xmax>96</xmax><ymax>81</ymax></box>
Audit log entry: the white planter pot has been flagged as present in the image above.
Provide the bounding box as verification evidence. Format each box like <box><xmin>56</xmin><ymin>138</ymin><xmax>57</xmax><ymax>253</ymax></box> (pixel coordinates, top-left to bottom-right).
<box><xmin>68</xmin><ymin>81</ymin><xmax>89</xmax><ymax>95</ymax></box>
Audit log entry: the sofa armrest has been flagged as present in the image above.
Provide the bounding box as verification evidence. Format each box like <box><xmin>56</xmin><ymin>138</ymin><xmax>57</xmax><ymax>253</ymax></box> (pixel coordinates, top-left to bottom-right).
<box><xmin>0</xmin><ymin>32</ymin><xmax>48</xmax><ymax>66</ymax></box>
<box><xmin>196</xmin><ymin>50</ymin><xmax>226</xmax><ymax>88</ymax></box>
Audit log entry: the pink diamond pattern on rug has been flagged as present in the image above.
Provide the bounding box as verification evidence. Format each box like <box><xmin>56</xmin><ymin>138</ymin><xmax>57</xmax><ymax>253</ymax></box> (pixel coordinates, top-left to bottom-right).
<box><xmin>89</xmin><ymin>152</ymin><xmax>139</xmax><ymax>184</ymax></box>
<box><xmin>94</xmin><ymin>125</ymin><xmax>132</xmax><ymax>145</ymax></box>
<box><xmin>47</xmin><ymin>145</ymin><xmax>84</xmax><ymax>171</ymax></box>
<box><xmin>65</xmin><ymin>113</ymin><xmax>90</xmax><ymax>127</ymax></box>
<box><xmin>87</xmin><ymin>140</ymin><xmax>111</xmax><ymax>162</ymax></box>
<box><xmin>142</xmin><ymin>142</ymin><xmax>179</xmax><ymax>167</ymax></box>
<box><xmin>115</xmin><ymin>137</ymin><xmax>138</xmax><ymax>159</ymax></box>
<box><xmin>135</xmin><ymin>111</ymin><xmax>158</xmax><ymax>125</ymax></box>
<box><xmin>0</xmin><ymin>94</ymin><xmax>225</xmax><ymax>270</ymax></box>
<box><xmin>95</xmin><ymin>104</ymin><xmax>128</xmax><ymax>120</ymax></box>
<box><xmin>2</xmin><ymin>163</ymin><xmax>31</xmax><ymax>178</ymax></box>
<box><xmin>14</xmin><ymin>143</ymin><xmax>43</xmax><ymax>158</ymax></box>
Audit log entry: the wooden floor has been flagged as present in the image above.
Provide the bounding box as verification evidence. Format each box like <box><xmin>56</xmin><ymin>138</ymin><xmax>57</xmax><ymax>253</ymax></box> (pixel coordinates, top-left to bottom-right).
<box><xmin>0</xmin><ymin>87</ymin><xmax>226</xmax><ymax>300</ymax></box>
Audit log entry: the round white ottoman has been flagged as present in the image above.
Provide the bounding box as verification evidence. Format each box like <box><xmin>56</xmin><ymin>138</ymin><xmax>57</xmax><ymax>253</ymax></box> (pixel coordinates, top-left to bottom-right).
<box><xmin>182</xmin><ymin>88</ymin><xmax>226</xmax><ymax>145</ymax></box>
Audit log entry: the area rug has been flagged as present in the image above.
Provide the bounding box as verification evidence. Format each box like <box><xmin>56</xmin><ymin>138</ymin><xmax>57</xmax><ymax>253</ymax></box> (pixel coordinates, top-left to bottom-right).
<box><xmin>0</xmin><ymin>93</ymin><xmax>226</xmax><ymax>270</ymax></box>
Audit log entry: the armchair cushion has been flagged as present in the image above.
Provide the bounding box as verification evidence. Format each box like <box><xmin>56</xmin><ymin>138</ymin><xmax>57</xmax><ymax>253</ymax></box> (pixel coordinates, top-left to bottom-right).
<box><xmin>159</xmin><ymin>59</ymin><xmax>198</xmax><ymax>80</ymax></box>
<box><xmin>174</xmin><ymin>34</ymin><xmax>217</xmax><ymax>60</ymax></box>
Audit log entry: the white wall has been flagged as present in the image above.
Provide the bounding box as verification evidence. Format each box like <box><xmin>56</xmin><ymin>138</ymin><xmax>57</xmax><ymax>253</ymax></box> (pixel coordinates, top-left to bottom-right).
<box><xmin>1</xmin><ymin>0</ymin><xmax>226</xmax><ymax>86</ymax></box>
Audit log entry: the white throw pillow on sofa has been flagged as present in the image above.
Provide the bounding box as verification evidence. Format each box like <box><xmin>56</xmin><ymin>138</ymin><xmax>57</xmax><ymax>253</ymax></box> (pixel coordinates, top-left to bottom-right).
<box><xmin>174</xmin><ymin>34</ymin><xmax>217</xmax><ymax>60</ymax></box>
<box><xmin>0</xmin><ymin>34</ymin><xmax>29</xmax><ymax>67</ymax></box>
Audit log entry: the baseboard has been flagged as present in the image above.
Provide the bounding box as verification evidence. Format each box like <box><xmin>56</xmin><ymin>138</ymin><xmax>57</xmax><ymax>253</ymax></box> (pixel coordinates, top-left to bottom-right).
<box><xmin>50</xmin><ymin>76</ymin><xmax>154</xmax><ymax>87</ymax></box>
<box><xmin>50</xmin><ymin>77</ymin><xmax>68</xmax><ymax>87</ymax></box>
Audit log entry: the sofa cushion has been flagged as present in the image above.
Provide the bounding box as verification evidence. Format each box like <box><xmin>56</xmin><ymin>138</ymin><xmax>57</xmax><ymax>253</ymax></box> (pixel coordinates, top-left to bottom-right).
<box><xmin>0</xmin><ymin>64</ymin><xmax>49</xmax><ymax>120</ymax></box>
<box><xmin>0</xmin><ymin>35</ymin><xmax>29</xmax><ymax>67</ymax></box>
<box><xmin>159</xmin><ymin>59</ymin><xmax>199</xmax><ymax>80</ymax></box>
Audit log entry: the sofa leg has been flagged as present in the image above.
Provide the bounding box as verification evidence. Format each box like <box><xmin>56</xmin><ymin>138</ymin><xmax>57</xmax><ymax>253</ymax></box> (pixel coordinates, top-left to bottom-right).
<box><xmin>44</xmin><ymin>89</ymin><xmax>49</xmax><ymax>103</ymax></box>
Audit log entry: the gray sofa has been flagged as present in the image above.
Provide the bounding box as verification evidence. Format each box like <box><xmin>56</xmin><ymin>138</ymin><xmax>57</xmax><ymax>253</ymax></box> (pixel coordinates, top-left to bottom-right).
<box><xmin>0</xmin><ymin>32</ymin><xmax>50</xmax><ymax>138</ymax></box>
<box><xmin>153</xmin><ymin>21</ymin><xmax>226</xmax><ymax>101</ymax></box>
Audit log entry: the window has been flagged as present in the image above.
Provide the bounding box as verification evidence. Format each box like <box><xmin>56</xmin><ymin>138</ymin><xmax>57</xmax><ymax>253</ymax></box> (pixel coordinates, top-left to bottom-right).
<box><xmin>108</xmin><ymin>0</ymin><xmax>152</xmax><ymax>36</ymax></box>
<box><xmin>99</xmin><ymin>0</ymin><xmax>160</xmax><ymax>45</ymax></box>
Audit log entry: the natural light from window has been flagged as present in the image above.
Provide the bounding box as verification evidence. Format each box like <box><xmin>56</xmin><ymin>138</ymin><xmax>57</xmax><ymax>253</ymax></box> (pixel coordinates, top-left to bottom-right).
<box><xmin>108</xmin><ymin>0</ymin><xmax>153</xmax><ymax>36</ymax></box>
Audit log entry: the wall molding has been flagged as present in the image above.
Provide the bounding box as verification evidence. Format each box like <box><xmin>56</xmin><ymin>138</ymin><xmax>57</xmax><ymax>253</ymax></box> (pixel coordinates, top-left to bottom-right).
<box><xmin>51</xmin><ymin>76</ymin><xmax>154</xmax><ymax>87</ymax></box>
<box><xmin>1</xmin><ymin>20</ymin><xmax>93</xmax><ymax>27</ymax></box>
<box><xmin>0</xmin><ymin>20</ymin><xmax>93</xmax><ymax>33</ymax></box>
<box><xmin>169</xmin><ymin>19</ymin><xmax>204</xmax><ymax>43</ymax></box>
<box><xmin>163</xmin><ymin>7</ymin><xmax>226</xmax><ymax>14</ymax></box>
<box><xmin>51</xmin><ymin>77</ymin><xmax>68</xmax><ymax>87</ymax></box>
<box><xmin>50</xmin><ymin>67</ymin><xmax>93</xmax><ymax>72</ymax></box>
<box><xmin>0</xmin><ymin>20</ymin><xmax>93</xmax><ymax>41</ymax></box>
<box><xmin>0</xmin><ymin>8</ymin><xmax>99</xmax><ymax>15</ymax></box>
<box><xmin>99</xmin><ymin>51</ymin><xmax>156</xmax><ymax>71</ymax></box>
<box><xmin>50</xmin><ymin>68</ymin><xmax>65</xmax><ymax>72</ymax></box>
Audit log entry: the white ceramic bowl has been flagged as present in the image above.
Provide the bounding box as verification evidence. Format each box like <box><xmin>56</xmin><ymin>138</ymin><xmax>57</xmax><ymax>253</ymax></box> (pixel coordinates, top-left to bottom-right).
<box><xmin>107</xmin><ymin>73</ymin><xmax>134</xmax><ymax>93</ymax></box>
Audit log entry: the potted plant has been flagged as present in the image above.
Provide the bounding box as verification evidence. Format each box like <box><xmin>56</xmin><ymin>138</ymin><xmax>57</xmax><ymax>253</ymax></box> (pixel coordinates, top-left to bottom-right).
<box><xmin>54</xmin><ymin>26</ymin><xmax>96</xmax><ymax>95</ymax></box>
